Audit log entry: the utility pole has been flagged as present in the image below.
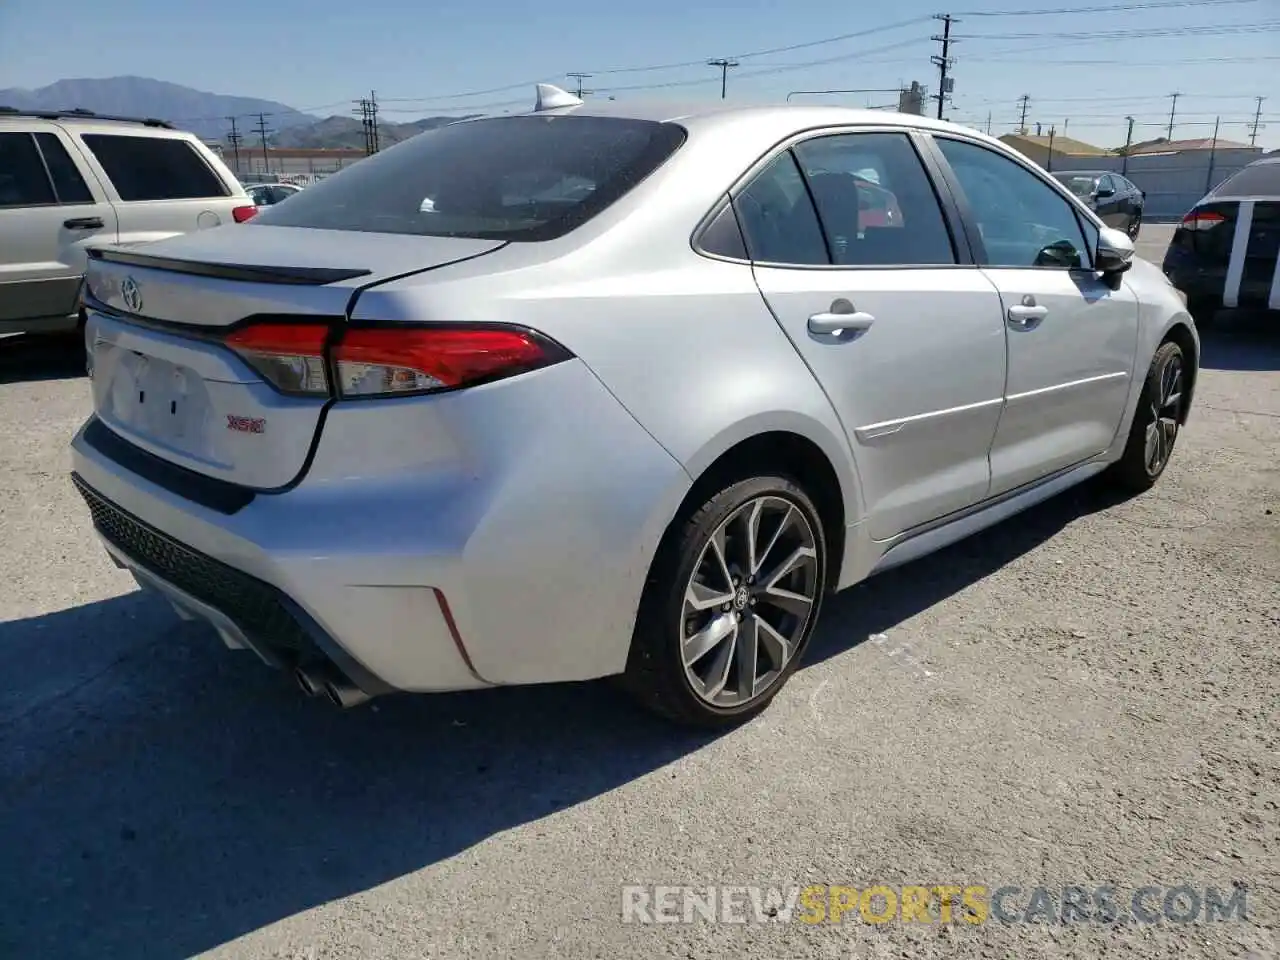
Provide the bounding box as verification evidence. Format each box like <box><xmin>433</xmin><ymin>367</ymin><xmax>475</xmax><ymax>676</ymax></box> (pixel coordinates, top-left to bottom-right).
<box><xmin>1205</xmin><ymin>116</ymin><xmax>1221</xmax><ymax>194</ymax></box>
<box><xmin>354</xmin><ymin>99</ymin><xmax>367</xmax><ymax>154</ymax></box>
<box><xmin>354</xmin><ymin>95</ymin><xmax>380</xmax><ymax>156</ymax></box>
<box><xmin>1166</xmin><ymin>92</ymin><xmax>1181</xmax><ymax>140</ymax></box>
<box><xmin>931</xmin><ymin>14</ymin><xmax>957</xmax><ymax>121</ymax></box>
<box><xmin>253</xmin><ymin>113</ymin><xmax>272</xmax><ymax>176</ymax></box>
<box><xmin>986</xmin><ymin>111</ymin><xmax>992</xmax><ymax>135</ymax></box>
<box><xmin>1046</xmin><ymin>125</ymin><xmax>1056</xmax><ymax>172</ymax></box>
<box><xmin>567</xmin><ymin>72</ymin><xmax>592</xmax><ymax>98</ymax></box>
<box><xmin>1017</xmin><ymin>94</ymin><xmax>1031</xmax><ymax>134</ymax></box>
<box><xmin>1062</xmin><ymin>118</ymin><xmax>1068</xmax><ymax>136</ymax></box>
<box><xmin>1247</xmin><ymin>96</ymin><xmax>1266</xmax><ymax>146</ymax></box>
<box><xmin>707</xmin><ymin>58</ymin><xmax>739</xmax><ymax>99</ymax></box>
<box><xmin>226</xmin><ymin>116</ymin><xmax>242</xmax><ymax>175</ymax></box>
<box><xmin>1121</xmin><ymin>115</ymin><xmax>1135</xmax><ymax>176</ymax></box>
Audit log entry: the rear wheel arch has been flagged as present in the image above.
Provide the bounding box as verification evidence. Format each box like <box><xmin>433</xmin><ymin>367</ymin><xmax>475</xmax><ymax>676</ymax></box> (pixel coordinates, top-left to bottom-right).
<box><xmin>662</xmin><ymin>430</ymin><xmax>848</xmax><ymax>593</ymax></box>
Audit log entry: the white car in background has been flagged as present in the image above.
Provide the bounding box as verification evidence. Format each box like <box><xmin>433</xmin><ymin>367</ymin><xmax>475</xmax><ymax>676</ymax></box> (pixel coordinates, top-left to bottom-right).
<box><xmin>0</xmin><ymin>108</ymin><xmax>252</xmax><ymax>336</ymax></box>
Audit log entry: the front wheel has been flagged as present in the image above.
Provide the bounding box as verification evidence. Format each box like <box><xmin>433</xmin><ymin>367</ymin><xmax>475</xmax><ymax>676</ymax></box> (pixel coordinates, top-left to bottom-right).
<box><xmin>1106</xmin><ymin>341</ymin><xmax>1186</xmax><ymax>494</ymax></box>
<box><xmin>622</xmin><ymin>476</ymin><xmax>827</xmax><ymax>728</ymax></box>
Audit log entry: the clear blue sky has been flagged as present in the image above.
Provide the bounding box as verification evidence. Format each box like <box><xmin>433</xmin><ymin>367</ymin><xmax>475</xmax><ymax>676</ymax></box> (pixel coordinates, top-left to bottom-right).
<box><xmin>1</xmin><ymin>0</ymin><xmax>1276</xmax><ymax>149</ymax></box>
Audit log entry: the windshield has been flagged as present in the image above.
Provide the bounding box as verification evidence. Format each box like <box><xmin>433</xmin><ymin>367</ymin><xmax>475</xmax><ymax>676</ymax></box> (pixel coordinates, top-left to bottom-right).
<box><xmin>252</xmin><ymin>115</ymin><xmax>686</xmax><ymax>241</ymax></box>
<box><xmin>1055</xmin><ymin>174</ymin><xmax>1098</xmax><ymax>198</ymax></box>
<box><xmin>1209</xmin><ymin>162</ymin><xmax>1280</xmax><ymax>198</ymax></box>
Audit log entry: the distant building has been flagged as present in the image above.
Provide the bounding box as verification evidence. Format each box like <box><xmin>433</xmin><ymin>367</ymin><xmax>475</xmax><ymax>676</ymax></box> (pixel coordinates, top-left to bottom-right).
<box><xmin>224</xmin><ymin>147</ymin><xmax>367</xmax><ymax>179</ymax></box>
<box><xmin>998</xmin><ymin>132</ymin><xmax>1111</xmax><ymax>169</ymax></box>
<box><xmin>1122</xmin><ymin>136</ymin><xmax>1259</xmax><ymax>157</ymax></box>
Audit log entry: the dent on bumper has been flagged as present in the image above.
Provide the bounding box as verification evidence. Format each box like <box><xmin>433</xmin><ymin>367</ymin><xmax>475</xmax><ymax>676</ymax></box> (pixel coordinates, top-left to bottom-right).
<box><xmin>69</xmin><ymin>359</ymin><xmax>692</xmax><ymax>694</ymax></box>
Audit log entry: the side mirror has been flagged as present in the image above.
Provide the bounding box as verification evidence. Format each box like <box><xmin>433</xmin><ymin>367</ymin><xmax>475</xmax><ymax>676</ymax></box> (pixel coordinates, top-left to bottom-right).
<box><xmin>1096</xmin><ymin>226</ymin><xmax>1135</xmax><ymax>276</ymax></box>
<box><xmin>1094</xmin><ymin>184</ymin><xmax>1115</xmax><ymax>199</ymax></box>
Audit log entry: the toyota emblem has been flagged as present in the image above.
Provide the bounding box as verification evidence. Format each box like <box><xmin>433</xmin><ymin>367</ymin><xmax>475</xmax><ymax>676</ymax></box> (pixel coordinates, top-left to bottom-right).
<box><xmin>121</xmin><ymin>276</ymin><xmax>143</xmax><ymax>313</ymax></box>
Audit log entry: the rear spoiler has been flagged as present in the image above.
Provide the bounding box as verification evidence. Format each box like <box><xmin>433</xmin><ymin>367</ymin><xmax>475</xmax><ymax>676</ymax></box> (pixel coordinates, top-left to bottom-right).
<box><xmin>87</xmin><ymin>246</ymin><xmax>372</xmax><ymax>287</ymax></box>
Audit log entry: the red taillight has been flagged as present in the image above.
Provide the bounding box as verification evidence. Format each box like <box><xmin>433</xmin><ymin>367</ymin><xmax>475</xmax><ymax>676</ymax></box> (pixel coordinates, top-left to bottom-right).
<box><xmin>1180</xmin><ymin>209</ymin><xmax>1226</xmax><ymax>232</ymax></box>
<box><xmin>225</xmin><ymin>322</ymin><xmax>331</xmax><ymax>396</ymax></box>
<box><xmin>232</xmin><ymin>205</ymin><xmax>259</xmax><ymax>223</ymax></box>
<box><xmin>220</xmin><ymin>321</ymin><xmax>570</xmax><ymax>399</ymax></box>
<box><xmin>332</xmin><ymin>326</ymin><xmax>569</xmax><ymax>398</ymax></box>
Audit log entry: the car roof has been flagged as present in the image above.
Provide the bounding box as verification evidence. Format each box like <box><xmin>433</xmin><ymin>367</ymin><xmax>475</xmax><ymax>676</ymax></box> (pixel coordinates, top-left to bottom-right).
<box><xmin>0</xmin><ymin>107</ymin><xmax>175</xmax><ymax>129</ymax></box>
<box><xmin>470</xmin><ymin>97</ymin><xmax>1000</xmax><ymax>141</ymax></box>
<box><xmin>1052</xmin><ymin>170</ymin><xmax>1110</xmax><ymax>177</ymax></box>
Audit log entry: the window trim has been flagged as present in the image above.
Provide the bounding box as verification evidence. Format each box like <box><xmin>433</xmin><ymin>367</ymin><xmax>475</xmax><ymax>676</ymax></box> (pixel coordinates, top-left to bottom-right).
<box><xmin>691</xmin><ymin>123</ymin><xmax>976</xmax><ymax>271</ymax></box>
<box><xmin>924</xmin><ymin>132</ymin><xmax>1103</xmax><ymax>273</ymax></box>
<box><xmin>0</xmin><ymin>131</ymin><xmax>61</xmax><ymax>209</ymax></box>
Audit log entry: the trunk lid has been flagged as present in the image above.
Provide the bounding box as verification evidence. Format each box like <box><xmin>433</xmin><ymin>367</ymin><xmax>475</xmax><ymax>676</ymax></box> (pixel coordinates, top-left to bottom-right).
<box><xmin>83</xmin><ymin>225</ymin><xmax>504</xmax><ymax>489</ymax></box>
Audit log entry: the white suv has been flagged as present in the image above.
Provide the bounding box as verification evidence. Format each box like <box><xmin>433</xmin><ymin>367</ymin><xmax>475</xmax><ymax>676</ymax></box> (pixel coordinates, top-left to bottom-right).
<box><xmin>0</xmin><ymin>108</ymin><xmax>253</xmax><ymax>336</ymax></box>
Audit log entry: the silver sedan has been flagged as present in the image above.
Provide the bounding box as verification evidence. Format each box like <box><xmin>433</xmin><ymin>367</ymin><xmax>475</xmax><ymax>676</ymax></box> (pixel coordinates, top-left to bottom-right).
<box><xmin>71</xmin><ymin>85</ymin><xmax>1199</xmax><ymax>727</ymax></box>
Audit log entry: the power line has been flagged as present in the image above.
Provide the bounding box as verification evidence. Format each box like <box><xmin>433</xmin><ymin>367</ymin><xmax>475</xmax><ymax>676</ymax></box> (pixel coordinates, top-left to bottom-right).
<box><xmin>957</xmin><ymin>21</ymin><xmax>1280</xmax><ymax>41</ymax></box>
<box><xmin>956</xmin><ymin>0</ymin><xmax>1259</xmax><ymax>15</ymax></box>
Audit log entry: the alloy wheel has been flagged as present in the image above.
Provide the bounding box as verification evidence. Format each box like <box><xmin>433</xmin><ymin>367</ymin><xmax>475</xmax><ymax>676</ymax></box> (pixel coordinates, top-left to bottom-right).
<box><xmin>1144</xmin><ymin>354</ymin><xmax>1183</xmax><ymax>475</ymax></box>
<box><xmin>679</xmin><ymin>496</ymin><xmax>819</xmax><ymax>708</ymax></box>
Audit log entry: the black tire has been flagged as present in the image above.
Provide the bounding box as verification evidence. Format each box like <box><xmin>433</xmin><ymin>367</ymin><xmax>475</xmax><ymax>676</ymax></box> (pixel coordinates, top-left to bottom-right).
<box><xmin>622</xmin><ymin>475</ymin><xmax>827</xmax><ymax>728</ymax></box>
<box><xmin>1106</xmin><ymin>340</ymin><xmax>1186</xmax><ymax>494</ymax></box>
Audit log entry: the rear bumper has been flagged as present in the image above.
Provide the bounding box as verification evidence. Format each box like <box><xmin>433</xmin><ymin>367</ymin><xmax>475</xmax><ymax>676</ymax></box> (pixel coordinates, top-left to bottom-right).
<box><xmin>69</xmin><ymin>358</ymin><xmax>692</xmax><ymax>694</ymax></box>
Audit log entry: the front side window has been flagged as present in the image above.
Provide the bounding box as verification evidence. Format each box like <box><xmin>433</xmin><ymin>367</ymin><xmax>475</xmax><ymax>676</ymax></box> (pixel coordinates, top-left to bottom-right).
<box><xmin>0</xmin><ymin>133</ymin><xmax>55</xmax><ymax>207</ymax></box>
<box><xmin>792</xmin><ymin>132</ymin><xmax>955</xmax><ymax>266</ymax></box>
<box><xmin>254</xmin><ymin>115</ymin><xmax>686</xmax><ymax>241</ymax></box>
<box><xmin>937</xmin><ymin>137</ymin><xmax>1092</xmax><ymax>270</ymax></box>
<box><xmin>79</xmin><ymin>134</ymin><xmax>229</xmax><ymax>201</ymax></box>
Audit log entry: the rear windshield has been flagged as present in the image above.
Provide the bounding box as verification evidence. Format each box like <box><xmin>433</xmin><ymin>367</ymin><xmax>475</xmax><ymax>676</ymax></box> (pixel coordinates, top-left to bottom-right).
<box><xmin>1054</xmin><ymin>174</ymin><xmax>1098</xmax><ymax>198</ymax></box>
<box><xmin>252</xmin><ymin>115</ymin><xmax>687</xmax><ymax>241</ymax></box>
<box><xmin>1209</xmin><ymin>162</ymin><xmax>1280</xmax><ymax>198</ymax></box>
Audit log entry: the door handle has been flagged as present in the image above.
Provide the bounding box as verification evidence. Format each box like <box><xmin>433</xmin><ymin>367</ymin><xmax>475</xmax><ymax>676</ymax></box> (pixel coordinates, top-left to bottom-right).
<box><xmin>1007</xmin><ymin>295</ymin><xmax>1049</xmax><ymax>328</ymax></box>
<box><xmin>63</xmin><ymin>216</ymin><xmax>104</xmax><ymax>230</ymax></box>
<box><xmin>808</xmin><ymin>310</ymin><xmax>875</xmax><ymax>336</ymax></box>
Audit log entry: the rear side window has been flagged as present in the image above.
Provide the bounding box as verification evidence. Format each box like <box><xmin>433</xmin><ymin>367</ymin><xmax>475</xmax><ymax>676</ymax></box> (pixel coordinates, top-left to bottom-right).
<box><xmin>79</xmin><ymin>134</ymin><xmax>229</xmax><ymax>201</ymax></box>
<box><xmin>1210</xmin><ymin>162</ymin><xmax>1280</xmax><ymax>198</ymax></box>
<box><xmin>34</xmin><ymin>133</ymin><xmax>94</xmax><ymax>204</ymax></box>
<box><xmin>733</xmin><ymin>151</ymin><xmax>829</xmax><ymax>266</ymax></box>
<box><xmin>254</xmin><ymin>115</ymin><xmax>687</xmax><ymax>241</ymax></box>
<box><xmin>0</xmin><ymin>132</ymin><xmax>55</xmax><ymax>206</ymax></box>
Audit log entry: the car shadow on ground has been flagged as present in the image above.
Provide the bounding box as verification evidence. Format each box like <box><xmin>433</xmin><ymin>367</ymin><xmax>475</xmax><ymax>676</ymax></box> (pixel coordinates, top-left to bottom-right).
<box><xmin>0</xmin><ymin>333</ymin><xmax>85</xmax><ymax>384</ymax></box>
<box><xmin>1198</xmin><ymin>312</ymin><xmax>1280</xmax><ymax>372</ymax></box>
<box><xmin>0</xmin><ymin>476</ymin><xmax>1130</xmax><ymax>959</ymax></box>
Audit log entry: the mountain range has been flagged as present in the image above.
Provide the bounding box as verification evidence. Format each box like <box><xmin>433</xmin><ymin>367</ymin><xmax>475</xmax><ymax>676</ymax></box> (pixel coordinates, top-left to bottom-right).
<box><xmin>0</xmin><ymin>76</ymin><xmax>467</xmax><ymax>149</ymax></box>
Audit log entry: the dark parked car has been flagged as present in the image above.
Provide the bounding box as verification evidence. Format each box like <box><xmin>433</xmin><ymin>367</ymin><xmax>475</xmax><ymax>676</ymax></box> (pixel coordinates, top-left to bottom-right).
<box><xmin>1052</xmin><ymin>170</ymin><xmax>1145</xmax><ymax>239</ymax></box>
<box><xmin>1162</xmin><ymin>156</ymin><xmax>1280</xmax><ymax>324</ymax></box>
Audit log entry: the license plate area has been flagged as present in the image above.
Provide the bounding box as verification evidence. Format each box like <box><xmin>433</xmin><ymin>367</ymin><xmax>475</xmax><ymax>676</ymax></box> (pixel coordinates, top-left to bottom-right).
<box><xmin>97</xmin><ymin>341</ymin><xmax>215</xmax><ymax>454</ymax></box>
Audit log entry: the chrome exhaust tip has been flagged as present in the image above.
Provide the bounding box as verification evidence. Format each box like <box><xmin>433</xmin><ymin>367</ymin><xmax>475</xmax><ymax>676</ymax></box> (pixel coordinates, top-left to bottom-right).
<box><xmin>325</xmin><ymin>680</ymin><xmax>372</xmax><ymax>710</ymax></box>
<box><xmin>294</xmin><ymin>664</ymin><xmax>328</xmax><ymax>697</ymax></box>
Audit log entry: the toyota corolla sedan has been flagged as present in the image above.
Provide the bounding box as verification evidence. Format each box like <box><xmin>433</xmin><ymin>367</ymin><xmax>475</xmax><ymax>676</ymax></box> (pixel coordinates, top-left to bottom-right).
<box><xmin>71</xmin><ymin>86</ymin><xmax>1199</xmax><ymax>728</ymax></box>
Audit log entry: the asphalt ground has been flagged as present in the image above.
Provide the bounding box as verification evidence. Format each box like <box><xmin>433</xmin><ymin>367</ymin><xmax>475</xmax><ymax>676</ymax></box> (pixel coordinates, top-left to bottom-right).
<box><xmin>1</xmin><ymin>223</ymin><xmax>1277</xmax><ymax>959</ymax></box>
